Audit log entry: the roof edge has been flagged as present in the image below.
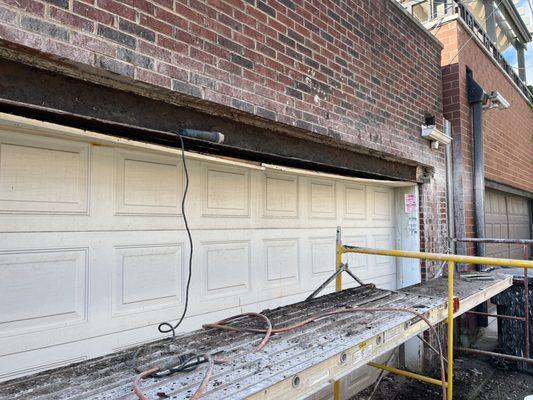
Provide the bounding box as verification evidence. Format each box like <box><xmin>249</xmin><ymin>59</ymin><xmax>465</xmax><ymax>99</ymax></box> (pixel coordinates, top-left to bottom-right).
<box><xmin>388</xmin><ymin>0</ymin><xmax>444</xmax><ymax>48</ymax></box>
<box><xmin>501</xmin><ymin>0</ymin><xmax>532</xmax><ymax>43</ymax></box>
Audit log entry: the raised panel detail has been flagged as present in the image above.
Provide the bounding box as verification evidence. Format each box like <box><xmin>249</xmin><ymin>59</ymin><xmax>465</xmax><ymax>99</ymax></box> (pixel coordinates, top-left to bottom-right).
<box><xmin>372</xmin><ymin>188</ymin><xmax>393</xmax><ymax>220</ymax></box>
<box><xmin>203</xmin><ymin>164</ymin><xmax>249</xmax><ymax>217</ymax></box>
<box><xmin>0</xmin><ymin>249</ymin><xmax>87</xmax><ymax>334</ymax></box>
<box><xmin>263</xmin><ymin>173</ymin><xmax>298</xmax><ymax>218</ymax></box>
<box><xmin>309</xmin><ymin>180</ymin><xmax>335</xmax><ymax>219</ymax></box>
<box><xmin>0</xmin><ymin>133</ymin><xmax>89</xmax><ymax>213</ymax></box>
<box><xmin>113</xmin><ymin>244</ymin><xmax>182</xmax><ymax>315</ymax></box>
<box><xmin>344</xmin><ymin>185</ymin><xmax>366</xmax><ymax>219</ymax></box>
<box><xmin>115</xmin><ymin>149</ymin><xmax>181</xmax><ymax>215</ymax></box>
<box><xmin>344</xmin><ymin>236</ymin><xmax>368</xmax><ymax>272</ymax></box>
<box><xmin>264</xmin><ymin>239</ymin><xmax>299</xmax><ymax>285</ymax></box>
<box><xmin>202</xmin><ymin>241</ymin><xmax>249</xmax><ymax>297</ymax></box>
<box><xmin>373</xmin><ymin>234</ymin><xmax>396</xmax><ymax>278</ymax></box>
<box><xmin>310</xmin><ymin>237</ymin><xmax>335</xmax><ymax>276</ymax></box>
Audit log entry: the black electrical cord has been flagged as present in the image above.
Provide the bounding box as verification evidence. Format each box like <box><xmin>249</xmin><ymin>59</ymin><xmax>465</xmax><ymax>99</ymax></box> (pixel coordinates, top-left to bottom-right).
<box><xmin>131</xmin><ymin>131</ymin><xmax>195</xmax><ymax>376</ymax></box>
<box><xmin>158</xmin><ymin>131</ymin><xmax>193</xmax><ymax>338</ymax></box>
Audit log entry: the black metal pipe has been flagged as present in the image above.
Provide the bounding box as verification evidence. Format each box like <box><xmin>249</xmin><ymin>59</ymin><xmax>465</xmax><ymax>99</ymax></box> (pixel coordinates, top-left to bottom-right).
<box><xmin>467</xmin><ymin>73</ymin><xmax>488</xmax><ymax>259</ymax></box>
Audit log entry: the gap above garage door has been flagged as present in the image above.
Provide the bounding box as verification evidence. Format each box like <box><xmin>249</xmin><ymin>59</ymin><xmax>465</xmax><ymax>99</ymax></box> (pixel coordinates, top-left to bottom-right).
<box><xmin>0</xmin><ymin>113</ymin><xmax>421</xmax><ymax>382</ymax></box>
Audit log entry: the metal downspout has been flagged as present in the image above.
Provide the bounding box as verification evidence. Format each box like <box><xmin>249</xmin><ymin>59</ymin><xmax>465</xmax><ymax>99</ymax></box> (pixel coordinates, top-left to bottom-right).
<box><xmin>467</xmin><ymin>73</ymin><xmax>488</xmax><ymax>259</ymax></box>
<box><xmin>444</xmin><ymin>119</ymin><xmax>456</xmax><ymax>255</ymax></box>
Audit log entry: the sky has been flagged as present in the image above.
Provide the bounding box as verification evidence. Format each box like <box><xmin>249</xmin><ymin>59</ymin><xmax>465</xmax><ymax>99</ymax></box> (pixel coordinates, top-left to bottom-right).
<box><xmin>502</xmin><ymin>0</ymin><xmax>533</xmax><ymax>83</ymax></box>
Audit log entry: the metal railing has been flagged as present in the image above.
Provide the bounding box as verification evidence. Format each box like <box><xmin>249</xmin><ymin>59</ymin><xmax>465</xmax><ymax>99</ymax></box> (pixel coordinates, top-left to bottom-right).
<box><xmin>333</xmin><ymin>227</ymin><xmax>533</xmax><ymax>400</ymax></box>
<box><xmin>403</xmin><ymin>0</ymin><xmax>533</xmax><ymax>103</ymax></box>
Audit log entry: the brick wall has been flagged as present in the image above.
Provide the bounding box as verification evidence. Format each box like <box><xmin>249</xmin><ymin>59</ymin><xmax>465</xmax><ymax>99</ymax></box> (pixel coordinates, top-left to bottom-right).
<box><xmin>435</xmin><ymin>19</ymin><xmax>533</xmax><ymax>255</ymax></box>
<box><xmin>0</xmin><ymin>0</ymin><xmax>444</xmax><ymax>165</ymax></box>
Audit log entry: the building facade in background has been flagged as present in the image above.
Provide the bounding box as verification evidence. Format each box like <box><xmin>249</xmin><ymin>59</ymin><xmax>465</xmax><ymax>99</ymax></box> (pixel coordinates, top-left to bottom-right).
<box><xmin>402</xmin><ymin>0</ymin><xmax>533</xmax><ymax>342</ymax></box>
<box><xmin>403</xmin><ymin>0</ymin><xmax>533</xmax><ymax>258</ymax></box>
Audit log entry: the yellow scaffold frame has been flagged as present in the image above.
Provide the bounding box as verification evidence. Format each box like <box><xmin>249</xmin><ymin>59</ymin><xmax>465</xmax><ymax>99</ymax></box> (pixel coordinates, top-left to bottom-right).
<box><xmin>332</xmin><ymin>227</ymin><xmax>533</xmax><ymax>400</ymax></box>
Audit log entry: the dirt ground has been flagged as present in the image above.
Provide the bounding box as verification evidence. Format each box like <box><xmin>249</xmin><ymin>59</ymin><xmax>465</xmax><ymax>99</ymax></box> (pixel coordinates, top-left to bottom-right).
<box><xmin>351</xmin><ymin>354</ymin><xmax>533</xmax><ymax>400</ymax></box>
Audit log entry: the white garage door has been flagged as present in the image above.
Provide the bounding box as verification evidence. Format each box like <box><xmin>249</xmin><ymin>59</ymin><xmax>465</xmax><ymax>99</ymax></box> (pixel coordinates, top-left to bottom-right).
<box><xmin>0</xmin><ymin>120</ymin><xmax>401</xmax><ymax>382</ymax></box>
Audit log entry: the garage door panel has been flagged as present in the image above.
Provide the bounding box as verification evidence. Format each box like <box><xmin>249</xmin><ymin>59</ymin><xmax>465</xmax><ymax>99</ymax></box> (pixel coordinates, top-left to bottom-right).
<box><xmin>114</xmin><ymin>149</ymin><xmax>183</xmax><ymax>216</ymax></box>
<box><xmin>343</xmin><ymin>235</ymin><xmax>368</xmax><ymax>272</ymax></box>
<box><xmin>198</xmin><ymin>240</ymin><xmax>250</xmax><ymax>306</ymax></box>
<box><xmin>202</xmin><ymin>163</ymin><xmax>250</xmax><ymax>217</ymax></box>
<box><xmin>371</xmin><ymin>188</ymin><xmax>394</xmax><ymax>221</ymax></box>
<box><xmin>0</xmin><ymin>248</ymin><xmax>88</xmax><ymax>335</ymax></box>
<box><xmin>343</xmin><ymin>184</ymin><xmax>367</xmax><ymax>220</ymax></box>
<box><xmin>0</xmin><ymin>132</ymin><xmax>89</xmax><ymax>214</ymax></box>
<box><xmin>262</xmin><ymin>172</ymin><xmax>299</xmax><ymax>219</ymax></box>
<box><xmin>112</xmin><ymin>244</ymin><xmax>183</xmax><ymax>317</ymax></box>
<box><xmin>308</xmin><ymin>179</ymin><xmax>337</xmax><ymax>219</ymax></box>
<box><xmin>263</xmin><ymin>238</ymin><xmax>300</xmax><ymax>286</ymax></box>
<box><xmin>308</xmin><ymin>236</ymin><xmax>336</xmax><ymax>282</ymax></box>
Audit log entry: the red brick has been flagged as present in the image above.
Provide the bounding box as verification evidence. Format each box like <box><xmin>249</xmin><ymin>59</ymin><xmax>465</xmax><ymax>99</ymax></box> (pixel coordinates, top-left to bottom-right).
<box><xmin>71</xmin><ymin>30</ymin><xmax>115</xmax><ymax>56</ymax></box>
<box><xmin>135</xmin><ymin>67</ymin><xmax>171</xmax><ymax>88</ymax></box>
<box><xmin>1</xmin><ymin>0</ymin><xmax>44</xmax><ymax>16</ymax></box>
<box><xmin>139</xmin><ymin>14</ymin><xmax>174</xmax><ymax>36</ymax></box>
<box><xmin>157</xmin><ymin>61</ymin><xmax>188</xmax><ymax>81</ymax></box>
<box><xmin>156</xmin><ymin>35</ymin><xmax>187</xmax><ymax>53</ymax></box>
<box><xmin>73</xmin><ymin>1</ymin><xmax>114</xmax><ymax>25</ymax></box>
<box><xmin>49</xmin><ymin>7</ymin><xmax>94</xmax><ymax>32</ymax></box>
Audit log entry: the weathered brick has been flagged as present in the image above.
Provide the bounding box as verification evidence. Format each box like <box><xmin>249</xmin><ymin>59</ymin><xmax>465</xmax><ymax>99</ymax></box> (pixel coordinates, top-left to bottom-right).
<box><xmin>43</xmin><ymin>0</ymin><xmax>69</xmax><ymax>9</ymax></box>
<box><xmin>71</xmin><ymin>31</ymin><xmax>116</xmax><ymax>56</ymax></box>
<box><xmin>256</xmin><ymin>106</ymin><xmax>276</xmax><ymax>120</ymax></box>
<box><xmin>256</xmin><ymin>1</ymin><xmax>275</xmax><ymax>17</ymax></box>
<box><xmin>278</xmin><ymin>0</ymin><xmax>295</xmax><ymax>10</ymax></box>
<box><xmin>49</xmin><ymin>7</ymin><xmax>94</xmax><ymax>32</ymax></box>
<box><xmin>285</xmin><ymin>86</ymin><xmax>302</xmax><ymax>99</ymax></box>
<box><xmin>217</xmin><ymin>35</ymin><xmax>243</xmax><ymax>54</ymax></box>
<box><xmin>190</xmin><ymin>73</ymin><xmax>217</xmax><ymax>90</ymax></box>
<box><xmin>97</xmin><ymin>24</ymin><xmax>135</xmax><ymax>48</ymax></box>
<box><xmin>41</xmin><ymin>38</ymin><xmax>95</xmax><ymax>64</ymax></box>
<box><xmin>172</xmin><ymin>79</ymin><xmax>202</xmax><ymax>97</ymax></box>
<box><xmin>0</xmin><ymin>6</ymin><xmax>17</xmax><ymax>24</ymax></box>
<box><xmin>278</xmin><ymin>33</ymin><xmax>294</xmax><ymax>47</ymax></box>
<box><xmin>118</xmin><ymin>19</ymin><xmax>155</xmax><ymax>42</ymax></box>
<box><xmin>232</xmin><ymin>98</ymin><xmax>254</xmax><ymax>113</ymax></box>
<box><xmin>2</xmin><ymin>0</ymin><xmax>44</xmax><ymax>16</ymax></box>
<box><xmin>73</xmin><ymin>1</ymin><xmax>114</xmax><ymax>25</ymax></box>
<box><xmin>21</xmin><ymin>16</ymin><xmax>69</xmax><ymax>41</ymax></box>
<box><xmin>157</xmin><ymin>62</ymin><xmax>187</xmax><ymax>81</ymax></box>
<box><xmin>117</xmin><ymin>47</ymin><xmax>153</xmax><ymax>69</ymax></box>
<box><xmin>139</xmin><ymin>40</ymin><xmax>171</xmax><ymax>62</ymax></box>
<box><xmin>96</xmin><ymin>0</ymin><xmax>135</xmax><ymax>21</ymax></box>
<box><xmin>231</xmin><ymin>54</ymin><xmax>253</xmax><ymax>70</ymax></box>
<box><xmin>96</xmin><ymin>55</ymin><xmax>134</xmax><ymax>77</ymax></box>
<box><xmin>135</xmin><ymin>68</ymin><xmax>171</xmax><ymax>88</ymax></box>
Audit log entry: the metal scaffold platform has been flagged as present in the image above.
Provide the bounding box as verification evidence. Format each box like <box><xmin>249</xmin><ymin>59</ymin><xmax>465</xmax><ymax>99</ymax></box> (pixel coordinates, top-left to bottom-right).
<box><xmin>0</xmin><ymin>285</ymin><xmax>445</xmax><ymax>400</ymax></box>
<box><xmin>0</xmin><ymin>272</ymin><xmax>514</xmax><ymax>400</ymax></box>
